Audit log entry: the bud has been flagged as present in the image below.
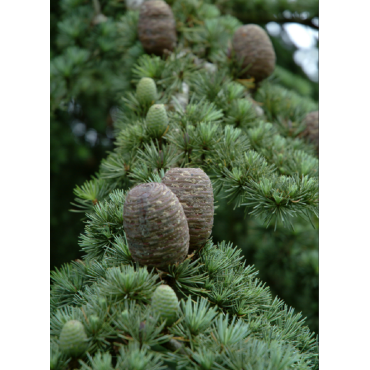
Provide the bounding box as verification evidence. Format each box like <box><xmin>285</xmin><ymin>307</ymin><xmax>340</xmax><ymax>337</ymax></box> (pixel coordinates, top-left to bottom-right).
<box><xmin>59</xmin><ymin>320</ymin><xmax>88</xmax><ymax>358</ymax></box>
<box><xmin>146</xmin><ymin>104</ymin><xmax>168</xmax><ymax>138</ymax></box>
<box><xmin>162</xmin><ymin>168</ymin><xmax>214</xmax><ymax>252</ymax></box>
<box><xmin>151</xmin><ymin>285</ymin><xmax>179</xmax><ymax>326</ymax></box>
<box><xmin>89</xmin><ymin>315</ymin><xmax>101</xmax><ymax>333</ymax></box>
<box><xmin>232</xmin><ymin>24</ymin><xmax>276</xmax><ymax>83</ymax></box>
<box><xmin>98</xmin><ymin>297</ymin><xmax>107</xmax><ymax>310</ymax></box>
<box><xmin>121</xmin><ymin>309</ymin><xmax>129</xmax><ymax>321</ymax></box>
<box><xmin>136</xmin><ymin>77</ymin><xmax>157</xmax><ymax>107</ymax></box>
<box><xmin>123</xmin><ymin>183</ymin><xmax>189</xmax><ymax>269</ymax></box>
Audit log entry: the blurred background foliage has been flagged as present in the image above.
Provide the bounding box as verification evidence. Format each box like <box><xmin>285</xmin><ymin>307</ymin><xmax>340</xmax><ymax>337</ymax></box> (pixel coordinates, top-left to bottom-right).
<box><xmin>213</xmin><ymin>193</ymin><xmax>318</xmax><ymax>332</ymax></box>
<box><xmin>50</xmin><ymin>0</ymin><xmax>318</xmax><ymax>332</ymax></box>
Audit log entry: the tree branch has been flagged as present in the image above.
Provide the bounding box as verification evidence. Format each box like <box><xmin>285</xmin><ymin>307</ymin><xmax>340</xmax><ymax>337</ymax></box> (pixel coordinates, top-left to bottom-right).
<box><xmin>162</xmin><ymin>338</ymin><xmax>187</xmax><ymax>354</ymax></box>
<box><xmin>92</xmin><ymin>0</ymin><xmax>101</xmax><ymax>15</ymax></box>
<box><xmin>238</xmin><ymin>16</ymin><xmax>319</xmax><ymax>30</ymax></box>
<box><xmin>274</xmin><ymin>17</ymin><xmax>318</xmax><ymax>30</ymax></box>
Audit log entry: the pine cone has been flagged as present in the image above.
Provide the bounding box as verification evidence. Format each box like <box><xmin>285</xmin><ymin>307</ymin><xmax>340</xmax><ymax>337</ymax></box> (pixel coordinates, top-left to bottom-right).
<box><xmin>89</xmin><ymin>315</ymin><xmax>101</xmax><ymax>332</ymax></box>
<box><xmin>232</xmin><ymin>24</ymin><xmax>276</xmax><ymax>83</ymax></box>
<box><xmin>151</xmin><ymin>284</ymin><xmax>179</xmax><ymax>326</ymax></box>
<box><xmin>136</xmin><ymin>77</ymin><xmax>158</xmax><ymax>107</ymax></box>
<box><xmin>138</xmin><ymin>0</ymin><xmax>177</xmax><ymax>56</ymax></box>
<box><xmin>302</xmin><ymin>111</ymin><xmax>319</xmax><ymax>155</ymax></box>
<box><xmin>162</xmin><ymin>168</ymin><xmax>214</xmax><ymax>252</ymax></box>
<box><xmin>59</xmin><ymin>320</ymin><xmax>88</xmax><ymax>358</ymax></box>
<box><xmin>123</xmin><ymin>182</ymin><xmax>189</xmax><ymax>268</ymax></box>
<box><xmin>121</xmin><ymin>310</ymin><xmax>129</xmax><ymax>320</ymax></box>
<box><xmin>146</xmin><ymin>104</ymin><xmax>168</xmax><ymax>138</ymax></box>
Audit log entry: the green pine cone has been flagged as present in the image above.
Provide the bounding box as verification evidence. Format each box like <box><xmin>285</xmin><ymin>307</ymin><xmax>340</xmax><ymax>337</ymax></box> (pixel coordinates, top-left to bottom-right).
<box><xmin>59</xmin><ymin>320</ymin><xmax>88</xmax><ymax>358</ymax></box>
<box><xmin>121</xmin><ymin>309</ymin><xmax>129</xmax><ymax>321</ymax></box>
<box><xmin>89</xmin><ymin>315</ymin><xmax>101</xmax><ymax>333</ymax></box>
<box><xmin>151</xmin><ymin>285</ymin><xmax>179</xmax><ymax>326</ymax></box>
<box><xmin>146</xmin><ymin>104</ymin><xmax>168</xmax><ymax>138</ymax></box>
<box><xmin>136</xmin><ymin>77</ymin><xmax>157</xmax><ymax>107</ymax></box>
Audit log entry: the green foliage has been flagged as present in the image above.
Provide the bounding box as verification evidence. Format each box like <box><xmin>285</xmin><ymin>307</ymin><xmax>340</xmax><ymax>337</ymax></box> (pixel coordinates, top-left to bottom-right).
<box><xmin>100</xmin><ymin>265</ymin><xmax>159</xmax><ymax>303</ymax></box>
<box><xmin>71</xmin><ymin>177</ymin><xmax>110</xmax><ymax>214</ymax></box>
<box><xmin>115</xmin><ymin>342</ymin><xmax>167</xmax><ymax>370</ymax></box>
<box><xmin>79</xmin><ymin>352</ymin><xmax>114</xmax><ymax>370</ymax></box>
<box><xmin>179</xmin><ymin>296</ymin><xmax>218</xmax><ymax>336</ymax></box>
<box><xmin>78</xmin><ymin>190</ymin><xmax>125</xmax><ymax>260</ymax></box>
<box><xmin>50</xmin><ymin>0</ymin><xmax>319</xmax><ymax>267</ymax></box>
<box><xmin>255</xmin><ymin>82</ymin><xmax>317</xmax><ymax>128</ymax></box>
<box><xmin>51</xmin><ymin>0</ymin><xmax>319</xmax><ymax>367</ymax></box>
<box><xmin>51</xmin><ymin>339</ymin><xmax>69</xmax><ymax>370</ymax></box>
<box><xmin>51</xmin><ymin>196</ymin><xmax>318</xmax><ymax>368</ymax></box>
<box><xmin>214</xmin><ymin>0</ymin><xmax>319</xmax><ymax>28</ymax></box>
<box><xmin>211</xmin><ymin>196</ymin><xmax>318</xmax><ymax>333</ymax></box>
<box><xmin>273</xmin><ymin>66</ymin><xmax>314</xmax><ymax>97</ymax></box>
<box><xmin>72</xmin><ymin>60</ymin><xmax>318</xmax><ymax>228</ymax></box>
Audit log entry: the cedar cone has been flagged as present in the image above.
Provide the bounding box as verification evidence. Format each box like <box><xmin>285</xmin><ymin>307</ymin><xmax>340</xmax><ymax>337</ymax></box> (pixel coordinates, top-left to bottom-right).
<box><xmin>146</xmin><ymin>104</ymin><xmax>168</xmax><ymax>138</ymax></box>
<box><xmin>151</xmin><ymin>284</ymin><xmax>179</xmax><ymax>326</ymax></box>
<box><xmin>138</xmin><ymin>0</ymin><xmax>177</xmax><ymax>56</ymax></box>
<box><xmin>232</xmin><ymin>24</ymin><xmax>276</xmax><ymax>83</ymax></box>
<box><xmin>89</xmin><ymin>315</ymin><xmax>101</xmax><ymax>332</ymax></box>
<box><xmin>123</xmin><ymin>182</ymin><xmax>189</xmax><ymax>268</ymax></box>
<box><xmin>162</xmin><ymin>168</ymin><xmax>214</xmax><ymax>252</ymax></box>
<box><xmin>136</xmin><ymin>77</ymin><xmax>158</xmax><ymax>107</ymax></box>
<box><xmin>59</xmin><ymin>320</ymin><xmax>88</xmax><ymax>358</ymax></box>
<box><xmin>302</xmin><ymin>111</ymin><xmax>319</xmax><ymax>155</ymax></box>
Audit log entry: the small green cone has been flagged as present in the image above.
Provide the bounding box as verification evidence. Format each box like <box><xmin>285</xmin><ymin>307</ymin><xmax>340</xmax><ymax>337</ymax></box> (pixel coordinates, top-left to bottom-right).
<box><xmin>121</xmin><ymin>309</ymin><xmax>129</xmax><ymax>321</ymax></box>
<box><xmin>136</xmin><ymin>77</ymin><xmax>157</xmax><ymax>107</ymax></box>
<box><xmin>151</xmin><ymin>285</ymin><xmax>179</xmax><ymax>326</ymax></box>
<box><xmin>89</xmin><ymin>315</ymin><xmax>101</xmax><ymax>333</ymax></box>
<box><xmin>59</xmin><ymin>320</ymin><xmax>88</xmax><ymax>358</ymax></box>
<box><xmin>98</xmin><ymin>297</ymin><xmax>107</xmax><ymax>310</ymax></box>
<box><xmin>146</xmin><ymin>104</ymin><xmax>168</xmax><ymax>138</ymax></box>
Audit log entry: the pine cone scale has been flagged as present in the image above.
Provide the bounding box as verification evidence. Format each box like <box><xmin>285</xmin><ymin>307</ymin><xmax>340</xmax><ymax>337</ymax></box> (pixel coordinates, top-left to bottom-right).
<box><xmin>125</xmin><ymin>199</ymin><xmax>183</xmax><ymax>220</ymax></box>
<box><xmin>162</xmin><ymin>168</ymin><xmax>214</xmax><ymax>252</ymax></box>
<box><xmin>232</xmin><ymin>24</ymin><xmax>276</xmax><ymax>83</ymax></box>
<box><xmin>123</xmin><ymin>183</ymin><xmax>189</xmax><ymax>268</ymax></box>
<box><xmin>138</xmin><ymin>0</ymin><xmax>177</xmax><ymax>56</ymax></box>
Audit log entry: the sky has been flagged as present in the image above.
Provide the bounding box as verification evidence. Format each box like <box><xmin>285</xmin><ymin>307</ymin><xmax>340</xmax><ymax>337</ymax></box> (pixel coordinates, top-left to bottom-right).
<box><xmin>266</xmin><ymin>20</ymin><xmax>319</xmax><ymax>82</ymax></box>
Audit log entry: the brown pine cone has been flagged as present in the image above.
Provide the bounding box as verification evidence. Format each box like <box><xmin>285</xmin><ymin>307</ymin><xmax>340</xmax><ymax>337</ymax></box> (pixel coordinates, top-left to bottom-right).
<box><xmin>302</xmin><ymin>111</ymin><xmax>319</xmax><ymax>155</ymax></box>
<box><xmin>162</xmin><ymin>168</ymin><xmax>214</xmax><ymax>252</ymax></box>
<box><xmin>123</xmin><ymin>183</ymin><xmax>189</xmax><ymax>269</ymax></box>
<box><xmin>232</xmin><ymin>24</ymin><xmax>276</xmax><ymax>83</ymax></box>
<box><xmin>138</xmin><ymin>0</ymin><xmax>177</xmax><ymax>56</ymax></box>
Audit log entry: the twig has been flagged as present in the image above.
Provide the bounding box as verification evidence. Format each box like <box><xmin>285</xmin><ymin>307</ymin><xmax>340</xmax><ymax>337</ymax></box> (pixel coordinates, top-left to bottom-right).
<box><xmin>92</xmin><ymin>0</ymin><xmax>101</xmax><ymax>15</ymax></box>
<box><xmin>237</xmin><ymin>15</ymin><xmax>319</xmax><ymax>30</ymax></box>
<box><xmin>162</xmin><ymin>338</ymin><xmax>187</xmax><ymax>354</ymax></box>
